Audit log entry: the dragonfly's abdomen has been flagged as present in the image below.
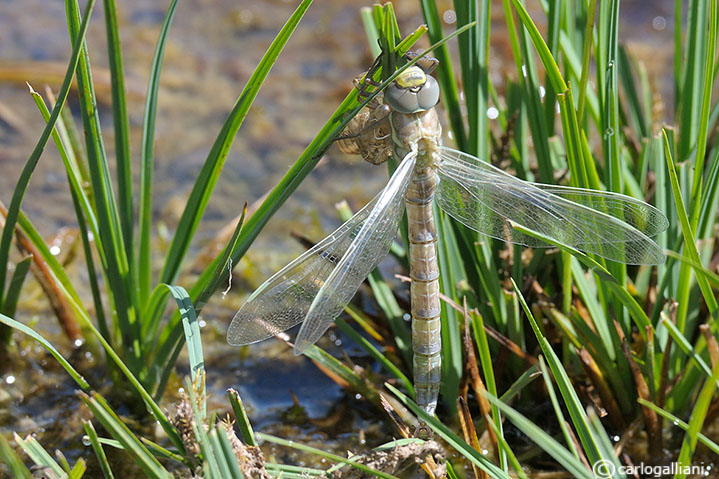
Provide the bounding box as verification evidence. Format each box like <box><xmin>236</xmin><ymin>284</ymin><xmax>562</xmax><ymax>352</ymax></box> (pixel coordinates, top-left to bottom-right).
<box><xmin>406</xmin><ymin>168</ymin><xmax>441</xmax><ymax>418</ymax></box>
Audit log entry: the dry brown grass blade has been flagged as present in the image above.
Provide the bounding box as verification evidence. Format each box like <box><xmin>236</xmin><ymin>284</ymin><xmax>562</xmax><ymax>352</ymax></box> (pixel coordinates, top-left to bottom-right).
<box><xmin>0</xmin><ymin>60</ymin><xmax>144</xmax><ymax>104</ymax></box>
<box><xmin>565</xmin><ymin>419</ymin><xmax>592</xmax><ymax>470</ymax></box>
<box><xmin>380</xmin><ymin>393</ymin><xmax>413</xmax><ymax>439</ymax></box>
<box><xmin>700</xmin><ymin>323</ymin><xmax>719</xmax><ymax>366</ymax></box>
<box><xmin>614</xmin><ymin>320</ymin><xmax>662</xmax><ymax>458</ymax></box>
<box><xmin>0</xmin><ymin>100</ymin><xmax>25</xmax><ymax>133</ymax></box>
<box><xmin>457</xmin><ymin>396</ymin><xmax>487</xmax><ymax>479</ymax></box>
<box><xmin>0</xmin><ymin>200</ymin><xmax>81</xmax><ymax>343</ymax></box>
<box><xmin>460</xmin><ymin>301</ymin><xmax>499</xmax><ymax>462</ymax></box>
<box><xmin>577</xmin><ymin>347</ymin><xmax>626</xmax><ymax>430</ymax></box>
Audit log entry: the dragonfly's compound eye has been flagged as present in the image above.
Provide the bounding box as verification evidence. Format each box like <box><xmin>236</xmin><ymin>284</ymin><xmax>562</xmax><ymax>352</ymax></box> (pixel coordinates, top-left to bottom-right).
<box><xmin>416</xmin><ymin>75</ymin><xmax>440</xmax><ymax>110</ymax></box>
<box><xmin>386</xmin><ymin>74</ymin><xmax>440</xmax><ymax>113</ymax></box>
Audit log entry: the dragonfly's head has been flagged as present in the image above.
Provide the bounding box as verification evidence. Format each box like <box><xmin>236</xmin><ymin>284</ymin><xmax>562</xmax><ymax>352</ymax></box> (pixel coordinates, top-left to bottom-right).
<box><xmin>385</xmin><ymin>65</ymin><xmax>440</xmax><ymax>114</ymax></box>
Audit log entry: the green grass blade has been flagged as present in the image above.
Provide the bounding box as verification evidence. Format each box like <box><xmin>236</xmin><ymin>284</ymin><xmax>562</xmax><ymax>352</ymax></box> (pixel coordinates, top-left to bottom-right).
<box><xmin>82</xmin><ymin>420</ymin><xmax>116</xmax><ymax>479</ymax></box>
<box><xmin>301</xmin><ymin>345</ymin><xmax>380</xmax><ymax>405</ymax></box>
<box><xmin>164</xmin><ymin>284</ymin><xmax>205</xmax><ymax>419</ymax></box>
<box><xmin>256</xmin><ymin>432</ymin><xmax>401</xmax><ymax>479</ymax></box>
<box><xmin>537</xmin><ymin>356</ymin><xmax>580</xmax><ymax>459</ymax></box>
<box><xmin>509</xmin><ymin>221</ymin><xmax>616</xmax><ymax>282</ymax></box>
<box><xmin>510</xmin><ymin>0</ymin><xmax>567</xmax><ymax>93</ymax></box>
<box><xmin>159</xmin><ymin>0</ymin><xmax>312</xmax><ymax>287</ymax></box>
<box><xmin>69</xmin><ymin>460</ymin><xmax>87</xmax><ymax>479</ymax></box>
<box><xmin>577</xmin><ymin>0</ymin><xmax>597</xmax><ymax>121</ymax></box>
<box><xmin>384</xmin><ymin>384</ymin><xmax>511</xmax><ymax>479</ymax></box>
<box><xmin>140</xmin><ymin>284</ymin><xmax>171</xmax><ymax>344</ymax></box>
<box><xmin>663</xmin><ymin>129</ymin><xmax>718</xmax><ymax>316</ymax></box>
<box><xmin>435</xmin><ymin>210</ymin><xmax>463</xmax><ymax>416</ymax></box>
<box><xmin>2</xmin><ymin>222</ymin><xmax>184</xmax><ymax>453</ymax></box>
<box><xmin>0</xmin><ymin>0</ymin><xmax>95</xmax><ymax>304</ymax></box>
<box><xmin>470</xmin><ymin>310</ymin><xmax>505</xmax><ymax>454</ymax></box>
<box><xmin>600</xmin><ymin>0</ymin><xmax>622</xmax><ymax>194</ymax></box>
<box><xmin>211</xmin><ymin>427</ymin><xmax>245</xmax><ymax>479</ymax></box>
<box><xmin>69</xmin><ymin>182</ymin><xmax>110</xmax><ymax>342</ymax></box>
<box><xmin>79</xmin><ymin>392</ymin><xmax>173</xmax><ymax>479</ymax></box>
<box><xmin>660</xmin><ymin>316</ymin><xmax>713</xmax><ymax>379</ymax></box>
<box><xmin>359</xmin><ymin>7</ymin><xmax>381</xmax><ymax>57</ymax></box>
<box><xmin>199</xmin><ymin>424</ymin><xmax>225</xmax><ymax>479</ymax></box>
<box><xmin>664</xmin><ymin>250</ymin><xmax>719</xmax><ymax>288</ymax></box>
<box><xmin>418</xmin><ymin>0</ymin><xmax>467</xmax><ymax>150</ymax></box>
<box><xmin>334</xmin><ymin>318</ymin><xmax>413</xmax><ymax>395</ymax></box>
<box><xmin>138</xmin><ymin>0</ymin><xmax>180</xmax><ymax>308</ymax></box>
<box><xmin>0</xmin><ymin>433</ymin><xmax>32</xmax><ymax>479</ymax></box>
<box><xmin>483</xmin><ymin>392</ymin><xmax>595</xmax><ymax>479</ymax></box>
<box><xmin>2</xmin><ymin>256</ymin><xmax>32</xmax><ymax>319</ymax></box>
<box><xmin>366</xmin><ymin>271</ymin><xmax>412</xmax><ymax>364</ymax></box>
<box><xmin>484</xmin><ymin>418</ymin><xmax>528</xmax><ymax>479</ymax></box>
<box><xmin>30</xmin><ymin>86</ymin><xmax>109</xmax><ymax>339</ymax></box>
<box><xmin>617</xmin><ymin>46</ymin><xmax>648</xmax><ymax>138</ymax></box>
<box><xmin>677</xmin><ymin>0</ymin><xmax>709</xmax><ymax>162</ymax></box>
<box><xmin>585</xmin><ymin>409</ymin><xmax>624</xmax><ymax>476</ymax></box>
<box><xmin>676</xmin><ymin>360</ymin><xmax>719</xmax><ymax>477</ymax></box>
<box><xmin>511</xmin><ymin>278</ymin><xmax>603</xmax><ymax>465</ymax></box>
<box><xmin>29</xmin><ymin>87</ymin><xmax>102</xmax><ymax>249</ymax></box>
<box><xmin>570</xmin><ymin>259</ymin><xmax>613</xmax><ymax>359</ymax></box>
<box><xmin>147</xmin><ymin>208</ymin><xmax>244</xmax><ymax>391</ymax></box>
<box><xmin>264</xmin><ymin>463</ymin><xmax>325</xmax><ymax>478</ymax></box>
<box><xmin>697</xmin><ymin>148</ymin><xmax>719</xmax><ymax>238</ymax></box>
<box><xmin>12</xmin><ymin>434</ymin><xmax>65</xmax><ymax>478</ymax></box>
<box><xmin>542</xmin><ymin>0</ymin><xmax>560</xmax><ymax>135</ymax></box>
<box><xmin>689</xmin><ymin>0</ymin><xmax>717</xmax><ymax>230</ymax></box>
<box><xmin>89</xmin><ymin>436</ymin><xmax>184</xmax><ymax>463</ymax></box>
<box><xmin>511</xmin><ymin>3</ymin><xmax>555</xmax><ymax>183</ymax></box>
<box><xmin>15</xmin><ymin>211</ymin><xmax>87</xmax><ymax>317</ymax></box>
<box><xmin>102</xmin><ymin>0</ymin><xmax>133</xmax><ymax>266</ymax></box>
<box><xmin>67</xmin><ymin>0</ymin><xmax>138</xmax><ymax>367</ymax></box>
<box><xmin>195</xmin><ymin>207</ymin><xmax>246</xmax><ymax>315</ymax></box>
<box><xmin>637</xmin><ymin>398</ymin><xmax>719</xmax><ymax>454</ymax></box>
<box><xmin>226</xmin><ymin>388</ymin><xmax>257</xmax><ymax>447</ymax></box>
<box><xmin>0</xmin><ymin>313</ymin><xmax>90</xmax><ymax>390</ymax></box>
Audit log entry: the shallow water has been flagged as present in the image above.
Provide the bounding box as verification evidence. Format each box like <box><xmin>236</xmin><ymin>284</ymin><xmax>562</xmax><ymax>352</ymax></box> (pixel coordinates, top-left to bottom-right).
<box><xmin>0</xmin><ymin>0</ymin><xmax>675</xmax><ymax>476</ymax></box>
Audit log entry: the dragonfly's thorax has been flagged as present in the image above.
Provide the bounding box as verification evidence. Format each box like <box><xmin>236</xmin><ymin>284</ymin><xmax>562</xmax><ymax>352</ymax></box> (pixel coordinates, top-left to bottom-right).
<box><xmin>390</xmin><ymin>107</ymin><xmax>442</xmax><ymax>171</ymax></box>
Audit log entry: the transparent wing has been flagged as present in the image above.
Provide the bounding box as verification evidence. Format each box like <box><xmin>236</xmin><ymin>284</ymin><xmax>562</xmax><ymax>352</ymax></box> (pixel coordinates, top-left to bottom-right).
<box><xmin>227</xmin><ymin>151</ymin><xmax>416</xmax><ymax>350</ymax></box>
<box><xmin>436</xmin><ymin>147</ymin><xmax>667</xmax><ymax>265</ymax></box>
<box><xmin>227</xmin><ymin>198</ymin><xmax>377</xmax><ymax>346</ymax></box>
<box><xmin>294</xmin><ymin>151</ymin><xmax>417</xmax><ymax>353</ymax></box>
<box><xmin>530</xmin><ymin>184</ymin><xmax>669</xmax><ymax>237</ymax></box>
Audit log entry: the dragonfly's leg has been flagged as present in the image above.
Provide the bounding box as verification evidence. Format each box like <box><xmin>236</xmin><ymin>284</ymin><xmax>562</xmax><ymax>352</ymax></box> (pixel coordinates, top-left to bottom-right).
<box><xmin>405</xmin><ymin>51</ymin><xmax>439</xmax><ymax>75</ymax></box>
<box><xmin>354</xmin><ymin>53</ymin><xmax>384</xmax><ymax>100</ymax></box>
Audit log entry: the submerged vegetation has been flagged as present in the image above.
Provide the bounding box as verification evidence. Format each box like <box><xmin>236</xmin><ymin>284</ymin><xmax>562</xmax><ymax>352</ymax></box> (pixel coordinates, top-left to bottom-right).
<box><xmin>0</xmin><ymin>0</ymin><xmax>718</xmax><ymax>478</ymax></box>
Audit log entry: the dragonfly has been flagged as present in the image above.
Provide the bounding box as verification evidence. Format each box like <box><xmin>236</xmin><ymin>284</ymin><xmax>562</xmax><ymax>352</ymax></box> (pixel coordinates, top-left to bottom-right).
<box><xmin>228</xmin><ymin>55</ymin><xmax>668</xmax><ymax>428</ymax></box>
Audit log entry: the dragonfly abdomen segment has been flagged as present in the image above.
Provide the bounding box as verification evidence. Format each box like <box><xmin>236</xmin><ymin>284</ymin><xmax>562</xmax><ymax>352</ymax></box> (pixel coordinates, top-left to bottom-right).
<box><xmin>406</xmin><ymin>167</ymin><xmax>442</xmax><ymax>418</ymax></box>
